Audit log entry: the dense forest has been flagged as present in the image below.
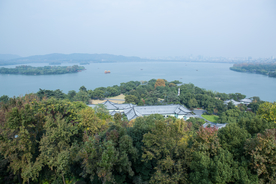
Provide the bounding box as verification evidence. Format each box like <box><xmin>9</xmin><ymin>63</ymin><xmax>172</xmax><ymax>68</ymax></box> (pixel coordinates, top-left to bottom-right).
<box><xmin>230</xmin><ymin>63</ymin><xmax>276</xmax><ymax>77</ymax></box>
<box><xmin>0</xmin><ymin>79</ymin><xmax>275</xmax><ymax>183</ymax></box>
<box><xmin>0</xmin><ymin>65</ymin><xmax>85</xmax><ymax>75</ymax></box>
<box><xmin>22</xmin><ymin>78</ymin><xmax>262</xmax><ymax>114</ymax></box>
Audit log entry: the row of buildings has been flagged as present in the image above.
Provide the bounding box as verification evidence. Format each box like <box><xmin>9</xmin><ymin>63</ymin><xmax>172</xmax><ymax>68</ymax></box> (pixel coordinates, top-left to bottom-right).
<box><xmin>223</xmin><ymin>98</ymin><xmax>252</xmax><ymax>106</ymax></box>
<box><xmin>88</xmin><ymin>98</ymin><xmax>250</xmax><ymax>129</ymax></box>
<box><xmin>88</xmin><ymin>100</ymin><xmax>196</xmax><ymax>121</ymax></box>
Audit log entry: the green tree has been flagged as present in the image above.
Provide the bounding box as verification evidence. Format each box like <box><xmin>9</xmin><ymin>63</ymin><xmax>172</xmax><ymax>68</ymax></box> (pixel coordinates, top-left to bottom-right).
<box><xmin>169</xmin><ymin>80</ymin><xmax>182</xmax><ymax>85</ymax></box>
<box><xmin>0</xmin><ymin>96</ymin><xmax>86</xmax><ymax>183</ymax></box>
<box><xmin>166</xmin><ymin>92</ymin><xmax>180</xmax><ymax>104</ymax></box>
<box><xmin>189</xmin><ymin>148</ymin><xmax>234</xmax><ymax>184</ymax></box>
<box><xmin>237</xmin><ymin>117</ymin><xmax>276</xmax><ymax>136</ymax></box>
<box><xmin>93</xmin><ymin>90</ymin><xmax>104</xmax><ymax>99</ymax></box>
<box><xmin>125</xmin><ymin>95</ymin><xmax>139</xmax><ymax>104</ymax></box>
<box><xmin>38</xmin><ymin>115</ymin><xmax>80</xmax><ymax>184</ymax></box>
<box><xmin>142</xmin><ymin>119</ymin><xmax>190</xmax><ymax>183</ymax></box>
<box><xmin>36</xmin><ymin>88</ymin><xmax>67</xmax><ymax>100</ymax></box>
<box><xmin>106</xmin><ymin>87</ymin><xmax>119</xmax><ymax>97</ymax></box>
<box><xmin>79</xmin><ymin>86</ymin><xmax>87</xmax><ymax>92</ymax></box>
<box><xmin>245</xmin><ymin>129</ymin><xmax>276</xmax><ymax>183</ymax></box>
<box><xmin>0</xmin><ymin>95</ymin><xmax>9</xmax><ymax>104</ymax></box>
<box><xmin>188</xmin><ymin>98</ymin><xmax>198</xmax><ymax>109</ymax></box>
<box><xmin>78</xmin><ymin>125</ymin><xmax>138</xmax><ymax>183</ymax></box>
<box><xmin>218</xmin><ymin>108</ymin><xmax>255</xmax><ymax>124</ymax></box>
<box><xmin>0</xmin><ymin>154</ymin><xmax>17</xmax><ymax>184</ymax></box>
<box><xmin>68</xmin><ymin>90</ymin><xmax>77</xmax><ymax>100</ymax></box>
<box><xmin>127</xmin><ymin>116</ymin><xmax>157</xmax><ymax>183</ymax></box>
<box><xmin>189</xmin><ymin>127</ymin><xmax>233</xmax><ymax>183</ymax></box>
<box><xmin>74</xmin><ymin>90</ymin><xmax>90</xmax><ymax>104</ymax></box>
<box><xmin>0</xmin><ymin>96</ymin><xmax>44</xmax><ymax>183</ymax></box>
<box><xmin>218</xmin><ymin>123</ymin><xmax>250</xmax><ymax>158</ymax></box>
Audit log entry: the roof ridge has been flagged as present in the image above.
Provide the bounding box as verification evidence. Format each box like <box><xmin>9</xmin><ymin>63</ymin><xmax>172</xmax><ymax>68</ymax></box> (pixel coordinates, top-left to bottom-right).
<box><xmin>108</xmin><ymin>100</ymin><xmax>119</xmax><ymax>109</ymax></box>
<box><xmin>135</xmin><ymin>104</ymin><xmax>183</xmax><ymax>108</ymax></box>
<box><xmin>124</xmin><ymin>107</ymin><xmax>134</xmax><ymax>115</ymax></box>
<box><xmin>133</xmin><ymin>108</ymin><xmax>142</xmax><ymax>117</ymax></box>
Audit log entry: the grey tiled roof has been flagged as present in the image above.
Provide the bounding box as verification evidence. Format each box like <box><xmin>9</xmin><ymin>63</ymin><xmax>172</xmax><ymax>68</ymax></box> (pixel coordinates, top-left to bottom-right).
<box><xmin>102</xmin><ymin>100</ymin><xmax>119</xmax><ymax>109</ymax></box>
<box><xmin>240</xmin><ymin>98</ymin><xmax>252</xmax><ymax>103</ymax></box>
<box><xmin>123</xmin><ymin>105</ymin><xmax>192</xmax><ymax>120</ymax></box>
<box><xmin>202</xmin><ymin>122</ymin><xmax>227</xmax><ymax>129</ymax></box>
<box><xmin>88</xmin><ymin>101</ymin><xmax>192</xmax><ymax>121</ymax></box>
<box><xmin>223</xmin><ymin>99</ymin><xmax>241</xmax><ymax>106</ymax></box>
<box><xmin>109</xmin><ymin>111</ymin><xmax>124</xmax><ymax>116</ymax></box>
<box><xmin>128</xmin><ymin>105</ymin><xmax>191</xmax><ymax>115</ymax></box>
<box><xmin>88</xmin><ymin>100</ymin><xmax>136</xmax><ymax>110</ymax></box>
<box><xmin>124</xmin><ymin>107</ymin><xmax>143</xmax><ymax>120</ymax></box>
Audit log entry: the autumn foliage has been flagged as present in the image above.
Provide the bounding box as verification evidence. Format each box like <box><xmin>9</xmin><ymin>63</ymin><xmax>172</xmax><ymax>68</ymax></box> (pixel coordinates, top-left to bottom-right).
<box><xmin>154</xmin><ymin>79</ymin><xmax>166</xmax><ymax>89</ymax></box>
<box><xmin>257</xmin><ymin>102</ymin><xmax>276</xmax><ymax>123</ymax></box>
<box><xmin>1</xmin><ymin>82</ymin><xmax>276</xmax><ymax>183</ymax></box>
<box><xmin>245</xmin><ymin>129</ymin><xmax>276</xmax><ymax>183</ymax></box>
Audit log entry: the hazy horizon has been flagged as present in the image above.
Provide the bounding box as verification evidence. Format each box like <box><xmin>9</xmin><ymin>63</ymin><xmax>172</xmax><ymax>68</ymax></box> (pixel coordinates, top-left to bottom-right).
<box><xmin>1</xmin><ymin>0</ymin><xmax>275</xmax><ymax>58</ymax></box>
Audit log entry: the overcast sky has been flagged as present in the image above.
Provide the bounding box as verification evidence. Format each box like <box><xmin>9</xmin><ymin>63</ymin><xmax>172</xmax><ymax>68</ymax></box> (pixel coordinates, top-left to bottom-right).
<box><xmin>0</xmin><ymin>0</ymin><xmax>275</xmax><ymax>58</ymax></box>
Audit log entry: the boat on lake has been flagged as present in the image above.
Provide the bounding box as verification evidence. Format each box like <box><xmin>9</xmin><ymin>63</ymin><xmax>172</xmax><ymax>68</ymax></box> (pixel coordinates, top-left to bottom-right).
<box><xmin>105</xmin><ymin>70</ymin><xmax>110</xmax><ymax>74</ymax></box>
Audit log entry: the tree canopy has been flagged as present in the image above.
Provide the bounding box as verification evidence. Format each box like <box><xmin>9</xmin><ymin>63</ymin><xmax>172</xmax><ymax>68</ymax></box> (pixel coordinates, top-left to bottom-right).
<box><xmin>0</xmin><ymin>79</ymin><xmax>273</xmax><ymax>183</ymax></box>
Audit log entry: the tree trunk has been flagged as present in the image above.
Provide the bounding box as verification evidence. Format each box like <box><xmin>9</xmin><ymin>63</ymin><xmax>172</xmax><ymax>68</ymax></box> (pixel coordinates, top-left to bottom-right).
<box><xmin>62</xmin><ymin>174</ymin><xmax>66</xmax><ymax>184</ymax></box>
<box><xmin>17</xmin><ymin>172</ymin><xmax>22</xmax><ymax>184</ymax></box>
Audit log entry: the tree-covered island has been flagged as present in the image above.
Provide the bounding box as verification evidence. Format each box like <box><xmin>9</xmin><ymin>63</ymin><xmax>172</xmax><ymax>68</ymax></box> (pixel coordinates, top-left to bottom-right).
<box><xmin>0</xmin><ymin>65</ymin><xmax>85</xmax><ymax>75</ymax></box>
<box><xmin>230</xmin><ymin>63</ymin><xmax>276</xmax><ymax>77</ymax></box>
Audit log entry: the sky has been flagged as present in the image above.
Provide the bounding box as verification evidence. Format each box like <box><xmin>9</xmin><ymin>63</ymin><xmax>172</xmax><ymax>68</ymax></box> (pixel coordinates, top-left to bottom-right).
<box><xmin>0</xmin><ymin>0</ymin><xmax>275</xmax><ymax>58</ymax></box>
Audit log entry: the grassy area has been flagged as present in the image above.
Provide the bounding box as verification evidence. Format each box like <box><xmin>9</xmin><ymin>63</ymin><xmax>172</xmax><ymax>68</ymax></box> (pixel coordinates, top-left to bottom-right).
<box><xmin>201</xmin><ymin>115</ymin><xmax>219</xmax><ymax>123</ymax></box>
<box><xmin>107</xmin><ymin>94</ymin><xmax>125</xmax><ymax>100</ymax></box>
<box><xmin>91</xmin><ymin>99</ymin><xmax>125</xmax><ymax>104</ymax></box>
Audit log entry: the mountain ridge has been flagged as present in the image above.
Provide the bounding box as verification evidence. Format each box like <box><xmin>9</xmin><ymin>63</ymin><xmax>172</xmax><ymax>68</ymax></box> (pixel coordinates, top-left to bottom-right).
<box><xmin>9</xmin><ymin>53</ymin><xmax>143</xmax><ymax>62</ymax></box>
<box><xmin>0</xmin><ymin>53</ymin><xmax>147</xmax><ymax>65</ymax></box>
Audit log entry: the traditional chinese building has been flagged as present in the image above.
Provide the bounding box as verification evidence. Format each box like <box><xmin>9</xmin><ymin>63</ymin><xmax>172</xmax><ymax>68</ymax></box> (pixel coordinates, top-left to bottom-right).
<box><xmin>88</xmin><ymin>100</ymin><xmax>194</xmax><ymax>121</ymax></box>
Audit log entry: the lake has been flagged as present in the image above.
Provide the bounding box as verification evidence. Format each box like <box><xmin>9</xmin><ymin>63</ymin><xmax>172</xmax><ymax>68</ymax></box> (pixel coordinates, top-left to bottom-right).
<box><xmin>0</xmin><ymin>62</ymin><xmax>275</xmax><ymax>102</ymax></box>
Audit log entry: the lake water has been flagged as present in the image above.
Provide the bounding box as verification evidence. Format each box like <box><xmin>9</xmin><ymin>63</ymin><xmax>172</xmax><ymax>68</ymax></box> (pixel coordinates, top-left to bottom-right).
<box><xmin>0</xmin><ymin>62</ymin><xmax>275</xmax><ymax>102</ymax></box>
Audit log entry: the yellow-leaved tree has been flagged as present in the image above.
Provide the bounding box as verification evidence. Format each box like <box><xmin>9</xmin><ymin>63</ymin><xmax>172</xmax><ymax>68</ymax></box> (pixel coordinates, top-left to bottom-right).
<box><xmin>79</xmin><ymin>107</ymin><xmax>109</xmax><ymax>137</ymax></box>
<box><xmin>257</xmin><ymin>102</ymin><xmax>276</xmax><ymax>123</ymax></box>
<box><xmin>154</xmin><ymin>79</ymin><xmax>166</xmax><ymax>89</ymax></box>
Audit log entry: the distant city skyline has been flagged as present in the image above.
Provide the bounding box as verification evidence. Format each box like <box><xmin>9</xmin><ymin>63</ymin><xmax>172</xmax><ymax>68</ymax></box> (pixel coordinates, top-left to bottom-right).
<box><xmin>0</xmin><ymin>0</ymin><xmax>275</xmax><ymax>58</ymax></box>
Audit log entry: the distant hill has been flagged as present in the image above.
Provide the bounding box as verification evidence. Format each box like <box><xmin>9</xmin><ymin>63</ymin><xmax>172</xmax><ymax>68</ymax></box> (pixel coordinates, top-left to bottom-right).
<box><xmin>0</xmin><ymin>54</ymin><xmax>21</xmax><ymax>61</ymax></box>
<box><xmin>0</xmin><ymin>53</ymin><xmax>144</xmax><ymax>65</ymax></box>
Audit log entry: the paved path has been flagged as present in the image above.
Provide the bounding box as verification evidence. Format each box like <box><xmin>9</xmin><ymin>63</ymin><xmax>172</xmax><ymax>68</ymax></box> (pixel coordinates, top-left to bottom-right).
<box><xmin>193</xmin><ymin>109</ymin><xmax>211</xmax><ymax>123</ymax></box>
<box><xmin>192</xmin><ymin>109</ymin><xmax>227</xmax><ymax>129</ymax></box>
